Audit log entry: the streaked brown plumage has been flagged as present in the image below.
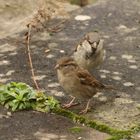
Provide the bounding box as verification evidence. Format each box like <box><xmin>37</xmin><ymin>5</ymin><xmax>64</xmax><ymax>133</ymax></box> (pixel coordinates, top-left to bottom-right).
<box><xmin>55</xmin><ymin>57</ymin><xmax>115</xmax><ymax>114</ymax></box>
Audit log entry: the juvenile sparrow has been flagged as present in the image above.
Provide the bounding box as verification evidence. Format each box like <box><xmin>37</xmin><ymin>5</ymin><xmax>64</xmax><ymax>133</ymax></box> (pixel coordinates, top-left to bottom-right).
<box><xmin>73</xmin><ymin>31</ymin><xmax>106</xmax><ymax>72</ymax></box>
<box><xmin>55</xmin><ymin>57</ymin><xmax>115</xmax><ymax>114</ymax></box>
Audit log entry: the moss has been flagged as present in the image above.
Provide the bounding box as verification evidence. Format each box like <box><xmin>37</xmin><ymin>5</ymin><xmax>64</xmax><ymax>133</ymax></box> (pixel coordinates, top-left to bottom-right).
<box><xmin>69</xmin><ymin>0</ymin><xmax>98</xmax><ymax>6</ymax></box>
<box><xmin>106</xmin><ymin>136</ymin><xmax>128</xmax><ymax>140</ymax></box>
<box><xmin>85</xmin><ymin>119</ymin><xmax>132</xmax><ymax>139</ymax></box>
<box><xmin>54</xmin><ymin>106</ymin><xmax>140</xmax><ymax>139</ymax></box>
<box><xmin>87</xmin><ymin>120</ymin><xmax>131</xmax><ymax>135</ymax></box>
<box><xmin>131</xmin><ymin>124</ymin><xmax>140</xmax><ymax>138</ymax></box>
<box><xmin>52</xmin><ymin>107</ymin><xmax>86</xmax><ymax>123</ymax></box>
<box><xmin>69</xmin><ymin>126</ymin><xmax>83</xmax><ymax>133</ymax></box>
<box><xmin>52</xmin><ymin>107</ymin><xmax>134</xmax><ymax>140</ymax></box>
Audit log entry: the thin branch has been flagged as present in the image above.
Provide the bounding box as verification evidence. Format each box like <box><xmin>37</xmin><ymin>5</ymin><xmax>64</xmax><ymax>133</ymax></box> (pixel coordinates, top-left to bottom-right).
<box><xmin>24</xmin><ymin>1</ymin><xmax>68</xmax><ymax>90</ymax></box>
<box><xmin>25</xmin><ymin>24</ymin><xmax>40</xmax><ymax>90</ymax></box>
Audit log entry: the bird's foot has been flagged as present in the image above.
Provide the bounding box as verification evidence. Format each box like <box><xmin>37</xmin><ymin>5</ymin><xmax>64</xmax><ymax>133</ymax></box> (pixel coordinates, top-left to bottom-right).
<box><xmin>62</xmin><ymin>102</ymin><xmax>79</xmax><ymax>108</ymax></box>
<box><xmin>79</xmin><ymin>99</ymin><xmax>91</xmax><ymax>114</ymax></box>
<box><xmin>79</xmin><ymin>107</ymin><xmax>91</xmax><ymax>114</ymax></box>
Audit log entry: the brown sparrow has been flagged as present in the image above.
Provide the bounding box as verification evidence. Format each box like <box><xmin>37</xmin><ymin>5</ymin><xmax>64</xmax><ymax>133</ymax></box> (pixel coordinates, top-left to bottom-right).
<box><xmin>55</xmin><ymin>57</ymin><xmax>115</xmax><ymax>114</ymax></box>
<box><xmin>73</xmin><ymin>31</ymin><xmax>106</xmax><ymax>72</ymax></box>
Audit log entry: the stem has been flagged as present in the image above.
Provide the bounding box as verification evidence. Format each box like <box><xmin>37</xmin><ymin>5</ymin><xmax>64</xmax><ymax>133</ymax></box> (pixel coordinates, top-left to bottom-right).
<box><xmin>26</xmin><ymin>24</ymin><xmax>40</xmax><ymax>90</ymax></box>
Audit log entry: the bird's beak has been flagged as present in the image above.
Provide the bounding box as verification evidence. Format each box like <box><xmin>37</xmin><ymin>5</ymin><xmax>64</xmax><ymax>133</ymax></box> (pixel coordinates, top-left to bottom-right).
<box><xmin>54</xmin><ymin>64</ymin><xmax>59</xmax><ymax>69</ymax></box>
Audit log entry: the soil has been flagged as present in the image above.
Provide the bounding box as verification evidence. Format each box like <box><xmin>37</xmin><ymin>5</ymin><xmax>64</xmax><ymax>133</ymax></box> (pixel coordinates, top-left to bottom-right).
<box><xmin>0</xmin><ymin>0</ymin><xmax>140</xmax><ymax>139</ymax></box>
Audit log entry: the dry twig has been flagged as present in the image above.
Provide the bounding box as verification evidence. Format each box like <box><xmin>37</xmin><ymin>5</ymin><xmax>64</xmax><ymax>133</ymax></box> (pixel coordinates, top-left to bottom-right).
<box><xmin>25</xmin><ymin>24</ymin><xmax>40</xmax><ymax>90</ymax></box>
<box><xmin>24</xmin><ymin>0</ymin><xmax>68</xmax><ymax>90</ymax></box>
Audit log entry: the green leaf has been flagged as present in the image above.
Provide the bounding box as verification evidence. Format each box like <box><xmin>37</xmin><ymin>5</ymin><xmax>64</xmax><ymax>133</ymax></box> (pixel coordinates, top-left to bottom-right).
<box><xmin>7</xmin><ymin>91</ymin><xmax>18</xmax><ymax>98</ymax></box>
<box><xmin>18</xmin><ymin>103</ymin><xmax>25</xmax><ymax>110</ymax></box>
<box><xmin>15</xmin><ymin>92</ymin><xmax>26</xmax><ymax>101</ymax></box>
<box><xmin>12</xmin><ymin>101</ymin><xmax>19</xmax><ymax>111</ymax></box>
<box><xmin>24</xmin><ymin>102</ymin><xmax>32</xmax><ymax>109</ymax></box>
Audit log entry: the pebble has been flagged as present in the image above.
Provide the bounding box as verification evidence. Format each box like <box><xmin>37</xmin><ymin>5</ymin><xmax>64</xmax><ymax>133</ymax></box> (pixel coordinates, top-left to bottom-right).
<box><xmin>103</xmin><ymin>35</ymin><xmax>110</xmax><ymax>39</ymax></box>
<box><xmin>109</xmin><ymin>56</ymin><xmax>116</xmax><ymax>60</ymax></box>
<box><xmin>9</xmin><ymin>52</ymin><xmax>17</xmax><ymax>56</ymax></box>
<box><xmin>2</xmin><ymin>60</ymin><xmax>10</xmax><ymax>64</ymax></box>
<box><xmin>112</xmin><ymin>76</ymin><xmax>121</xmax><ymax>81</ymax></box>
<box><xmin>99</xmin><ymin>69</ymin><xmax>110</xmax><ymax>73</ymax></box>
<box><xmin>99</xmin><ymin>96</ymin><xmax>107</xmax><ymax>102</ymax></box>
<box><xmin>6</xmin><ymin>70</ymin><xmax>15</xmax><ymax>76</ymax></box>
<box><xmin>48</xmin><ymin>82</ymin><xmax>60</xmax><ymax>88</ymax></box>
<box><xmin>7</xmin><ymin>112</ymin><xmax>12</xmax><ymax>116</ymax></box>
<box><xmin>100</xmin><ymin>74</ymin><xmax>106</xmax><ymax>78</ymax></box>
<box><xmin>0</xmin><ymin>112</ymin><xmax>12</xmax><ymax>119</ymax></box>
<box><xmin>127</xmin><ymin>59</ymin><xmax>136</xmax><ymax>63</ymax></box>
<box><xmin>45</xmin><ymin>49</ymin><xmax>50</xmax><ymax>53</ymax></box>
<box><xmin>60</xmin><ymin>50</ymin><xmax>65</xmax><ymax>53</ymax></box>
<box><xmin>123</xmin><ymin>82</ymin><xmax>134</xmax><ymax>87</ymax></box>
<box><xmin>129</xmin><ymin>65</ymin><xmax>138</xmax><ymax>69</ymax></box>
<box><xmin>108</xmin><ymin>13</ymin><xmax>112</xmax><ymax>17</ymax></box>
<box><xmin>75</xmin><ymin>15</ymin><xmax>91</xmax><ymax>21</ymax></box>
<box><xmin>46</xmin><ymin>54</ymin><xmax>55</xmax><ymax>58</ymax></box>
<box><xmin>122</xmin><ymin>54</ymin><xmax>133</xmax><ymax>60</ymax></box>
<box><xmin>117</xmin><ymin>25</ymin><xmax>127</xmax><ymax>30</ymax></box>
<box><xmin>112</xmin><ymin>71</ymin><xmax>121</xmax><ymax>75</ymax></box>
<box><xmin>77</xmin><ymin>137</ymin><xmax>82</xmax><ymax>140</ymax></box>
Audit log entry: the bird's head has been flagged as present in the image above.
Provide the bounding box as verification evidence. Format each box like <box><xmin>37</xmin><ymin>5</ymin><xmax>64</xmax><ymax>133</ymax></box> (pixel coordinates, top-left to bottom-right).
<box><xmin>55</xmin><ymin>57</ymin><xmax>78</xmax><ymax>73</ymax></box>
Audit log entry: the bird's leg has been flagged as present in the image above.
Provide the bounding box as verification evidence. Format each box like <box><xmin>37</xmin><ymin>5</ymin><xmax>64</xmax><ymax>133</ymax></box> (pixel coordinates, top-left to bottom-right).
<box><xmin>79</xmin><ymin>99</ymin><xmax>91</xmax><ymax>114</ymax></box>
<box><xmin>62</xmin><ymin>96</ymin><xmax>79</xmax><ymax>108</ymax></box>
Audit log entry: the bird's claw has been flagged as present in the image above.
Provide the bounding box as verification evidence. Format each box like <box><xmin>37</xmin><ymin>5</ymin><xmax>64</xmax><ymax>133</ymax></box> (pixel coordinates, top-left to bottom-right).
<box><xmin>62</xmin><ymin>102</ymin><xmax>79</xmax><ymax>108</ymax></box>
<box><xmin>79</xmin><ymin>107</ymin><xmax>91</xmax><ymax>114</ymax></box>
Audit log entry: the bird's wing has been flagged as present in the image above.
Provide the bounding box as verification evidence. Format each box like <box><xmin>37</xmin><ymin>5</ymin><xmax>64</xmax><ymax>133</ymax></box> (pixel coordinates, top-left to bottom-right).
<box><xmin>76</xmin><ymin>69</ymin><xmax>105</xmax><ymax>88</ymax></box>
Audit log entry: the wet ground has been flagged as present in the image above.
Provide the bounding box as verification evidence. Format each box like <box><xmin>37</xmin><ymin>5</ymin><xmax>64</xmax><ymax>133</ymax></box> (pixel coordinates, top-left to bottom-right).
<box><xmin>0</xmin><ymin>0</ymin><xmax>140</xmax><ymax>139</ymax></box>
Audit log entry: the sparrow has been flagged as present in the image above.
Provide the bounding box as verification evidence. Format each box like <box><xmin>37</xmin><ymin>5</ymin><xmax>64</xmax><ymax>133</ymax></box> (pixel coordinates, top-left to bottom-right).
<box><xmin>73</xmin><ymin>31</ymin><xmax>106</xmax><ymax>72</ymax></box>
<box><xmin>55</xmin><ymin>57</ymin><xmax>115</xmax><ymax>114</ymax></box>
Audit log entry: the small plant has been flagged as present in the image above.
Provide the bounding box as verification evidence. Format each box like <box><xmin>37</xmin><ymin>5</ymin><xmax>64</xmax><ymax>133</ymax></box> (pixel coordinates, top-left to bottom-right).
<box><xmin>34</xmin><ymin>92</ymin><xmax>60</xmax><ymax>112</ymax></box>
<box><xmin>0</xmin><ymin>82</ymin><xmax>59</xmax><ymax>112</ymax></box>
<box><xmin>0</xmin><ymin>82</ymin><xmax>139</xmax><ymax>139</ymax></box>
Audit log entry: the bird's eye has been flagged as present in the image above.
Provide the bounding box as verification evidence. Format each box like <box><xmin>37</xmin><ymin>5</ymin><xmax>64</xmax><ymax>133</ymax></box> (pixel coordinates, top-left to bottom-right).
<box><xmin>63</xmin><ymin>64</ymin><xmax>68</xmax><ymax>67</ymax></box>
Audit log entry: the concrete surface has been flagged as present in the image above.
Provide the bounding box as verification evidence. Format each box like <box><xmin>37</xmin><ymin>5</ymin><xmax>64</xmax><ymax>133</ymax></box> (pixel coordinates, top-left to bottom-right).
<box><xmin>0</xmin><ymin>0</ymin><xmax>140</xmax><ymax>139</ymax></box>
